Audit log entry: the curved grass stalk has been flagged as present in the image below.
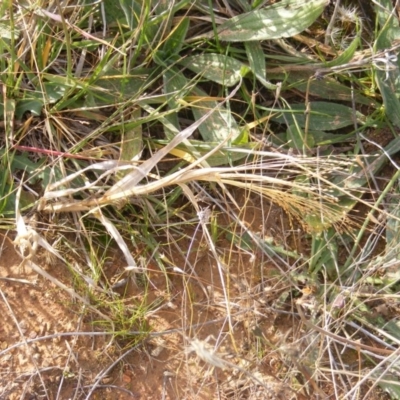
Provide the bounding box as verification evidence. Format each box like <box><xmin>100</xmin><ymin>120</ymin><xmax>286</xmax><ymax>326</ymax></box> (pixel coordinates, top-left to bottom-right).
<box><xmin>38</xmin><ymin>156</ymin><xmax>350</xmax><ymax>233</ymax></box>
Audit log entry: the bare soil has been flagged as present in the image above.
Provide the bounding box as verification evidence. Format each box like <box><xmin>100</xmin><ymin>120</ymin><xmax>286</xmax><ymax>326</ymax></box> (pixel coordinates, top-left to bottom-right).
<box><xmin>0</xmin><ymin>193</ymin><xmax>391</xmax><ymax>399</ymax></box>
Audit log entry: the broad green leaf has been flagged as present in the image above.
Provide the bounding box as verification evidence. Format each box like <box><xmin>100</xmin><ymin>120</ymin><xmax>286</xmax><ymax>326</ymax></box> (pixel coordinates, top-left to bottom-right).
<box><xmin>322</xmin><ymin>138</ymin><xmax>400</xmax><ymax>218</ymax></box>
<box><xmin>200</xmin><ymin>0</ymin><xmax>327</xmax><ymax>42</ymax></box>
<box><xmin>382</xmin><ymin>319</ymin><xmax>400</xmax><ymax>341</ymax></box>
<box><xmin>163</xmin><ymin>69</ymin><xmax>193</xmax><ymax>139</ymax></box>
<box><xmin>120</xmin><ymin>108</ymin><xmax>142</xmax><ymax>171</ymax></box>
<box><xmin>245</xmin><ymin>42</ymin><xmax>277</xmax><ymax>89</ymax></box>
<box><xmin>163</xmin><ymin>68</ymin><xmax>194</xmax><ymax>108</ymax></box>
<box><xmin>102</xmin><ymin>0</ymin><xmax>142</xmax><ymax>29</ymax></box>
<box><xmin>374</xmin><ymin>0</ymin><xmax>400</xmax><ymax>127</ymax></box>
<box><xmin>226</xmin><ymin>231</ymin><xmax>301</xmax><ymax>259</ymax></box>
<box><xmin>141</xmin><ymin>104</ymin><xmax>199</xmax><ymax>164</ymax></box>
<box><xmin>376</xmin><ymin>70</ymin><xmax>400</xmax><ymax>128</ymax></box>
<box><xmin>269</xmin><ymin>71</ymin><xmax>376</xmax><ymax>106</ymax></box>
<box><xmin>323</xmin><ymin>35</ymin><xmax>360</xmax><ymax>68</ymax></box>
<box><xmin>191</xmin><ymin>85</ymin><xmax>241</xmax><ymax>142</ymax></box>
<box><xmin>251</xmin><ymin>0</ymin><xmax>266</xmax><ymax>8</ymax></box>
<box><xmin>119</xmin><ymin>0</ymin><xmax>142</xmax><ymax>29</ymax></box>
<box><xmin>0</xmin><ymin>148</ymin><xmax>85</xmax><ymax>195</ymax></box>
<box><xmin>14</xmin><ymin>82</ymin><xmax>71</xmax><ymax>118</ymax></box>
<box><xmin>43</xmin><ymin>82</ymin><xmax>68</xmax><ymax>103</ymax></box>
<box><xmin>286</xmin><ymin>124</ymin><xmax>314</xmax><ymax>151</ymax></box>
<box><xmin>163</xmin><ymin>69</ymin><xmax>241</xmax><ymax>142</ymax></box>
<box><xmin>0</xmin><ymin>150</ymin><xmax>40</xmax><ymax>174</ymax></box>
<box><xmin>274</xmin><ymin>130</ymin><xmax>357</xmax><ymax>148</ymax></box>
<box><xmin>245</xmin><ymin>41</ymin><xmax>266</xmax><ymax>83</ymax></box>
<box><xmin>180</xmin><ymin>53</ymin><xmax>247</xmax><ymax>87</ymax></box>
<box><xmin>0</xmin><ymin>184</ymin><xmax>35</xmax><ymax>215</ymax></box>
<box><xmin>98</xmin><ymin>0</ymin><xmax>125</xmax><ymax>24</ymax></box>
<box><xmin>272</xmin><ymin>101</ymin><xmax>364</xmax><ymax>131</ymax></box>
<box><xmin>36</xmin><ymin>164</ymin><xmax>77</xmax><ymax>189</ymax></box>
<box><xmin>374</xmin><ymin>0</ymin><xmax>400</xmax><ymax>39</ymax></box>
<box><xmin>308</xmin><ymin>227</ymin><xmax>338</xmax><ymax>278</ymax></box>
<box><xmin>143</xmin><ymin>101</ymin><xmax>248</xmax><ymax>166</ymax></box>
<box><xmin>340</xmin><ymin>137</ymin><xmax>400</xmax><ymax>191</ymax></box>
<box><xmin>151</xmin><ymin>0</ymin><xmax>193</xmax><ymax>24</ymax></box>
<box><xmin>386</xmin><ymin>184</ymin><xmax>400</xmax><ymax>259</ymax></box>
<box><xmin>0</xmin><ymin>151</ymin><xmax>46</xmax><ymax>215</ymax></box>
<box><xmin>89</xmin><ymin>71</ymin><xmax>146</xmax><ymax>105</ymax></box>
<box><xmin>162</xmin><ymin>113</ymin><xmax>182</xmax><ymax>141</ymax></box>
<box><xmin>162</xmin><ymin>17</ymin><xmax>189</xmax><ymax>57</ymax></box>
<box><xmin>378</xmin><ymin>380</ymin><xmax>400</xmax><ymax>400</ymax></box>
<box><xmin>15</xmin><ymin>99</ymin><xmax>43</xmax><ymax>119</ymax></box>
<box><xmin>232</xmin><ymin>127</ymin><xmax>249</xmax><ymax>145</ymax></box>
<box><xmin>4</xmin><ymin>98</ymin><xmax>15</xmax><ymax>121</ymax></box>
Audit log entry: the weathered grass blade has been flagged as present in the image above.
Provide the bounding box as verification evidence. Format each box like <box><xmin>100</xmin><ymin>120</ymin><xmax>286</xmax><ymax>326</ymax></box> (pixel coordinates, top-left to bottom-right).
<box><xmin>153</xmin><ymin>140</ymin><xmax>256</xmax><ymax>166</ymax></box>
<box><xmin>39</xmin><ymin>159</ymin><xmax>349</xmax><ymax>233</ymax></box>
<box><xmin>93</xmin><ymin>210</ymin><xmax>140</xmax><ymax>272</ymax></box>
<box><xmin>104</xmin><ymin>80</ymin><xmax>242</xmax><ymax>196</ymax></box>
<box><xmin>42</xmin><ymin>160</ymin><xmax>131</xmax><ymax>200</ymax></box>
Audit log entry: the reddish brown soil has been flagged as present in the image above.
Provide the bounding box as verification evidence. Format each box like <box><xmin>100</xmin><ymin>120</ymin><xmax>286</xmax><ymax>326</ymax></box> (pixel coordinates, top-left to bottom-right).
<box><xmin>0</xmin><ymin>193</ymin><xmax>391</xmax><ymax>399</ymax></box>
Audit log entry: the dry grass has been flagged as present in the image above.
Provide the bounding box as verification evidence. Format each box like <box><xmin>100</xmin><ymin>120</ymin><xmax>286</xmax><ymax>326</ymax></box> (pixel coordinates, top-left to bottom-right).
<box><xmin>1</xmin><ymin>0</ymin><xmax>400</xmax><ymax>398</ymax></box>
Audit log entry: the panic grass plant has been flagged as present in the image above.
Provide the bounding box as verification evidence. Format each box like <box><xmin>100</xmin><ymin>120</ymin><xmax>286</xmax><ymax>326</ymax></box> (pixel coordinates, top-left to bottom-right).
<box><xmin>2</xmin><ymin>0</ymin><xmax>400</xmax><ymax>398</ymax></box>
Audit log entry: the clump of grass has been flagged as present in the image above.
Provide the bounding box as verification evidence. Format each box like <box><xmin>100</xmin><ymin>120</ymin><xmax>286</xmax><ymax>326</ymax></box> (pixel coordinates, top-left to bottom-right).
<box><xmin>1</xmin><ymin>0</ymin><xmax>400</xmax><ymax>398</ymax></box>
